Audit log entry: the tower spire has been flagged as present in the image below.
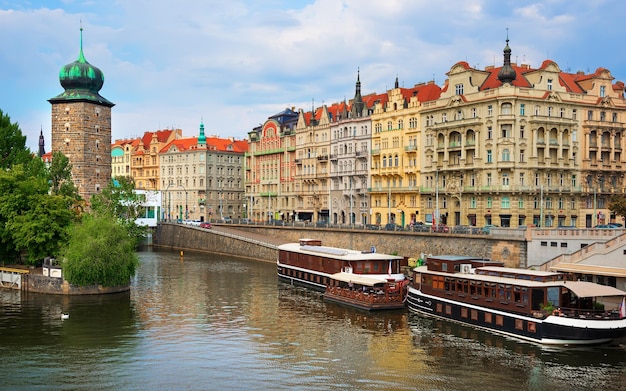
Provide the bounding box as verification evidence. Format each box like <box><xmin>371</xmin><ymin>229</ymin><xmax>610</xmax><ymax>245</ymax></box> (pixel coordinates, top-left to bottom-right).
<box><xmin>351</xmin><ymin>68</ymin><xmax>364</xmax><ymax>118</ymax></box>
<box><xmin>497</xmin><ymin>28</ymin><xmax>517</xmax><ymax>84</ymax></box>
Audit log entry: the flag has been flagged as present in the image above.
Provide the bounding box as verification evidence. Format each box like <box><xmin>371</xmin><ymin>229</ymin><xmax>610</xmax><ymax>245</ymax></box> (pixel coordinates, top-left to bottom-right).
<box><xmin>620</xmin><ymin>297</ymin><xmax>626</xmax><ymax>319</ymax></box>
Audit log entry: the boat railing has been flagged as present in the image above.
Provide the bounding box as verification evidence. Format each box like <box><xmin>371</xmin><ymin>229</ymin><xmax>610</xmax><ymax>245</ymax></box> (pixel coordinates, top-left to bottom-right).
<box><xmin>535</xmin><ymin>306</ymin><xmax>623</xmax><ymax>320</ymax></box>
<box><xmin>326</xmin><ymin>286</ymin><xmax>404</xmax><ymax>304</ymax></box>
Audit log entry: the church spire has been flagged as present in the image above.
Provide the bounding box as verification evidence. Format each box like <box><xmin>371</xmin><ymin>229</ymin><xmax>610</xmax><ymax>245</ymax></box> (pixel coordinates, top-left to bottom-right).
<box><xmin>38</xmin><ymin>127</ymin><xmax>45</xmax><ymax>157</ymax></box>
<box><xmin>198</xmin><ymin>119</ymin><xmax>206</xmax><ymax>146</ymax></box>
<box><xmin>351</xmin><ymin>68</ymin><xmax>364</xmax><ymax>118</ymax></box>
<box><xmin>497</xmin><ymin>29</ymin><xmax>517</xmax><ymax>84</ymax></box>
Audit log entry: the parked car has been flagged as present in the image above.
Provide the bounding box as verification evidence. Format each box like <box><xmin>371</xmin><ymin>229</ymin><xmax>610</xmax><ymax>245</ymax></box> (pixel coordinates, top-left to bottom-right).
<box><xmin>481</xmin><ymin>224</ymin><xmax>498</xmax><ymax>234</ymax></box>
<box><xmin>608</xmin><ymin>223</ymin><xmax>623</xmax><ymax>228</ymax></box>
<box><xmin>199</xmin><ymin>222</ymin><xmax>212</xmax><ymax>229</ymax></box>
<box><xmin>594</xmin><ymin>224</ymin><xmax>612</xmax><ymax>229</ymax></box>
<box><xmin>451</xmin><ymin>225</ymin><xmax>471</xmax><ymax>234</ymax></box>
<box><xmin>431</xmin><ymin>224</ymin><xmax>449</xmax><ymax>233</ymax></box>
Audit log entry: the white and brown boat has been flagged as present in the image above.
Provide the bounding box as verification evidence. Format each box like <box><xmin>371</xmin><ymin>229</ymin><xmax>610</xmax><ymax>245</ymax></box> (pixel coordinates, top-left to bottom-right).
<box><xmin>277</xmin><ymin>239</ymin><xmax>408</xmax><ymax>310</ymax></box>
<box><xmin>407</xmin><ymin>255</ymin><xmax>626</xmax><ymax>345</ymax></box>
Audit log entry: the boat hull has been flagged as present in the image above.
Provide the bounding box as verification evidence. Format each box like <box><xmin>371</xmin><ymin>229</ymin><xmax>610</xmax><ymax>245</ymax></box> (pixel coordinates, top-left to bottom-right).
<box><xmin>407</xmin><ymin>287</ymin><xmax>626</xmax><ymax>345</ymax></box>
<box><xmin>277</xmin><ymin>263</ymin><xmax>328</xmax><ymax>292</ymax></box>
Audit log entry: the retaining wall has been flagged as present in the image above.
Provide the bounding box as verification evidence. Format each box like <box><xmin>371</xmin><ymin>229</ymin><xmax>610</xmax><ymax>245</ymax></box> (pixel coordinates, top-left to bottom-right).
<box><xmin>154</xmin><ymin>224</ymin><xmax>528</xmax><ymax>268</ymax></box>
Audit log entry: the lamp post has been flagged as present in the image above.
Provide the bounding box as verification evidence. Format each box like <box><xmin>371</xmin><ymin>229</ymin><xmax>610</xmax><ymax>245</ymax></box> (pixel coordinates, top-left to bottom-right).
<box><xmin>178</xmin><ymin>184</ymin><xmax>188</xmax><ymax>221</ymax></box>
<box><xmin>219</xmin><ymin>188</ymin><xmax>223</xmax><ymax>221</ymax></box>
<box><xmin>164</xmin><ymin>182</ymin><xmax>173</xmax><ymax>222</ymax></box>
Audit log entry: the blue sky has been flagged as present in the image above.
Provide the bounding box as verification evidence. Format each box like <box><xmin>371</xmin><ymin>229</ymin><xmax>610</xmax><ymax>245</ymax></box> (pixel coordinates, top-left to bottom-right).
<box><xmin>2</xmin><ymin>0</ymin><xmax>626</xmax><ymax>151</ymax></box>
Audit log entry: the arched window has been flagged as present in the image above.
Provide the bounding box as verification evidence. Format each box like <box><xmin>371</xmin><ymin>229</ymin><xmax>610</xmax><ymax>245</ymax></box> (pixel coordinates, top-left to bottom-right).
<box><xmin>502</xmin><ymin>149</ymin><xmax>510</xmax><ymax>161</ymax></box>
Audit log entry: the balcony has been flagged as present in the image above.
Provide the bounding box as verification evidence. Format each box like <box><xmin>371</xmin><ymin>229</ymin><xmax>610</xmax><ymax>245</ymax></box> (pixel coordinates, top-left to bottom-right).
<box><xmin>371</xmin><ymin>149</ymin><xmax>380</xmax><ymax>155</ymax></box>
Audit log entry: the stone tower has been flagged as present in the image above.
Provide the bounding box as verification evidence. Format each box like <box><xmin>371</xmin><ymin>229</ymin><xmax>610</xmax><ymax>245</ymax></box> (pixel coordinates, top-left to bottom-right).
<box><xmin>48</xmin><ymin>27</ymin><xmax>114</xmax><ymax>204</ymax></box>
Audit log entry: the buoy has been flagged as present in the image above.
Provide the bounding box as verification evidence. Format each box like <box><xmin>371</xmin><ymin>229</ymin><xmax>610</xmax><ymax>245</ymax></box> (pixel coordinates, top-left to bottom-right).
<box><xmin>61</xmin><ymin>313</ymin><xmax>69</xmax><ymax>320</ymax></box>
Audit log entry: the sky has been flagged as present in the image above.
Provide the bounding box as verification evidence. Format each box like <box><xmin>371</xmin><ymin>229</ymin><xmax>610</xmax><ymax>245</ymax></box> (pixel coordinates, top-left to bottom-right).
<box><xmin>2</xmin><ymin>0</ymin><xmax>626</xmax><ymax>152</ymax></box>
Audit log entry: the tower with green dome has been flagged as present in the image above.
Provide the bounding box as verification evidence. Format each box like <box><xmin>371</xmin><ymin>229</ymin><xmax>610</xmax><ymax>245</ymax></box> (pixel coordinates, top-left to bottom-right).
<box><xmin>49</xmin><ymin>27</ymin><xmax>114</xmax><ymax>205</ymax></box>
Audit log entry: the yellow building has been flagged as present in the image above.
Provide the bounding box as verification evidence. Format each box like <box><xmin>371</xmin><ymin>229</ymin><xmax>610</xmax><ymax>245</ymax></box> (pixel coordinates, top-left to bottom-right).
<box><xmin>370</xmin><ymin>77</ymin><xmax>441</xmax><ymax>227</ymax></box>
<box><xmin>131</xmin><ymin>129</ymin><xmax>181</xmax><ymax>191</ymax></box>
<box><xmin>420</xmin><ymin>38</ymin><xmax>626</xmax><ymax>228</ymax></box>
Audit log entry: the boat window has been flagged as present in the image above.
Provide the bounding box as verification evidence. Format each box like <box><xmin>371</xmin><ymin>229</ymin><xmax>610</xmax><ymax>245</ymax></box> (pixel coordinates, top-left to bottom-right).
<box><xmin>514</xmin><ymin>286</ymin><xmax>521</xmax><ymax>303</ymax></box>
<box><xmin>547</xmin><ymin>287</ymin><xmax>560</xmax><ymax>307</ymax></box>
<box><xmin>505</xmin><ymin>285</ymin><xmax>512</xmax><ymax>301</ymax></box>
<box><xmin>433</xmin><ymin>276</ymin><xmax>445</xmax><ymax>290</ymax></box>
<box><xmin>441</xmin><ymin>263</ymin><xmax>448</xmax><ymax>272</ymax></box>
<box><xmin>444</xmin><ymin>277</ymin><xmax>451</xmax><ymax>291</ymax></box>
<box><xmin>498</xmin><ymin>284</ymin><xmax>505</xmax><ymax>300</ymax></box>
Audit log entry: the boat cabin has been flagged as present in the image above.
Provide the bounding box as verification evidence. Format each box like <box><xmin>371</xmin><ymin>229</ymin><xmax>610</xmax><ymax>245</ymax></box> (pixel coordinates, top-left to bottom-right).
<box><xmin>415</xmin><ymin>255</ymin><xmax>625</xmax><ymax>319</ymax></box>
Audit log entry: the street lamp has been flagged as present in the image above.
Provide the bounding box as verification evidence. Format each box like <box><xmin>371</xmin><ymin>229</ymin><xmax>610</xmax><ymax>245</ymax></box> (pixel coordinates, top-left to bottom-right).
<box><xmin>219</xmin><ymin>188</ymin><xmax>223</xmax><ymax>220</ymax></box>
<box><xmin>164</xmin><ymin>182</ymin><xmax>173</xmax><ymax>222</ymax></box>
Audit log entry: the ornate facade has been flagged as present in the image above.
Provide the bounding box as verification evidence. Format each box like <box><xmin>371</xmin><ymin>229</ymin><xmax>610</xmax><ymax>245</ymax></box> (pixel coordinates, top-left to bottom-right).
<box><xmin>246</xmin><ymin>108</ymin><xmax>298</xmax><ymax>222</ymax></box>
<box><xmin>420</xmin><ymin>38</ymin><xmax>626</xmax><ymax>228</ymax></box>
<box><xmin>370</xmin><ymin>78</ymin><xmax>442</xmax><ymax>226</ymax></box>
<box><xmin>160</xmin><ymin>122</ymin><xmax>247</xmax><ymax>222</ymax></box>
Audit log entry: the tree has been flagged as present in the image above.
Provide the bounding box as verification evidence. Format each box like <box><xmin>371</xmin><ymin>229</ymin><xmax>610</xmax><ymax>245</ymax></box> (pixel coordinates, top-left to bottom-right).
<box><xmin>0</xmin><ymin>109</ymin><xmax>31</xmax><ymax>169</ymax></box>
<box><xmin>608</xmin><ymin>195</ymin><xmax>626</xmax><ymax>220</ymax></box>
<box><xmin>90</xmin><ymin>176</ymin><xmax>148</xmax><ymax>247</ymax></box>
<box><xmin>61</xmin><ymin>214</ymin><xmax>139</xmax><ymax>287</ymax></box>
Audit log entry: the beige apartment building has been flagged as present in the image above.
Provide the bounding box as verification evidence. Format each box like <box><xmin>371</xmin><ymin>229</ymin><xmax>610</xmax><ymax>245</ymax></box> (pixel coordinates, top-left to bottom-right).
<box><xmin>160</xmin><ymin>122</ymin><xmax>247</xmax><ymax>222</ymax></box>
<box><xmin>420</xmin><ymin>38</ymin><xmax>626</xmax><ymax>228</ymax></box>
<box><xmin>329</xmin><ymin>73</ymin><xmax>380</xmax><ymax>226</ymax></box>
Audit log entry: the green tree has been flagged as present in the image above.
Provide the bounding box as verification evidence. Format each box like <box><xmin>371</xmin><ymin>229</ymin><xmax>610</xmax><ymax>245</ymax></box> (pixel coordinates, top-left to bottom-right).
<box><xmin>91</xmin><ymin>176</ymin><xmax>148</xmax><ymax>247</ymax></box>
<box><xmin>608</xmin><ymin>195</ymin><xmax>626</xmax><ymax>220</ymax></box>
<box><xmin>61</xmin><ymin>214</ymin><xmax>139</xmax><ymax>287</ymax></box>
<box><xmin>0</xmin><ymin>109</ymin><xmax>31</xmax><ymax>169</ymax></box>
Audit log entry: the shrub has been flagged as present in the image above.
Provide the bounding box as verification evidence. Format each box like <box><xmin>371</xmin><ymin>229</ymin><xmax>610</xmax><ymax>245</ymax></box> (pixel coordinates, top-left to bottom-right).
<box><xmin>61</xmin><ymin>214</ymin><xmax>139</xmax><ymax>287</ymax></box>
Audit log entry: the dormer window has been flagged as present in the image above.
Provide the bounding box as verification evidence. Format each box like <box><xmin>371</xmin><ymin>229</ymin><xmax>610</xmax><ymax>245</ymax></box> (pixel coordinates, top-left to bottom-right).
<box><xmin>547</xmin><ymin>79</ymin><xmax>553</xmax><ymax>90</ymax></box>
<box><xmin>455</xmin><ymin>83</ymin><xmax>464</xmax><ymax>95</ymax></box>
<box><xmin>600</xmin><ymin>85</ymin><xmax>606</xmax><ymax>97</ymax></box>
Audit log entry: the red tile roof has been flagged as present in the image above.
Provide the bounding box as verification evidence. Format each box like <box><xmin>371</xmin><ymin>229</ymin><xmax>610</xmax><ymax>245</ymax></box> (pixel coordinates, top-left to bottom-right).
<box><xmin>161</xmin><ymin>137</ymin><xmax>248</xmax><ymax>154</ymax></box>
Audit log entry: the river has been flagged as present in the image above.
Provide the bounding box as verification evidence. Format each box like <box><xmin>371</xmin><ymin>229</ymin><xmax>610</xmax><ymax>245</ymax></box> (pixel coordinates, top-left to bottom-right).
<box><xmin>0</xmin><ymin>247</ymin><xmax>624</xmax><ymax>390</ymax></box>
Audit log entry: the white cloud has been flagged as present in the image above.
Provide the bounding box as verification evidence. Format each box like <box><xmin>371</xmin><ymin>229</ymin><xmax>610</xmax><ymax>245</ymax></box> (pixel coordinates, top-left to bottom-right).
<box><xmin>1</xmin><ymin>1</ymin><xmax>626</xmax><ymax>151</ymax></box>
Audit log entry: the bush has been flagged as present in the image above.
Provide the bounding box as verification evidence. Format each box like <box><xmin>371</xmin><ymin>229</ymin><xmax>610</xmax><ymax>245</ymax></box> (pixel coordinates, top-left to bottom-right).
<box><xmin>61</xmin><ymin>214</ymin><xmax>139</xmax><ymax>287</ymax></box>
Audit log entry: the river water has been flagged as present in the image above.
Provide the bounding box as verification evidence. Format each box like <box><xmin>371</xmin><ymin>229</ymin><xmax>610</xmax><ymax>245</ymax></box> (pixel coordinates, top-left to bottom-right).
<box><xmin>0</xmin><ymin>247</ymin><xmax>624</xmax><ymax>391</ymax></box>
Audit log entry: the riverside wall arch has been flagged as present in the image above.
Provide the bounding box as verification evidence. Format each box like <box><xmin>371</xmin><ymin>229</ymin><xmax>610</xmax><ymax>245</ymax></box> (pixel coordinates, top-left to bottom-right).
<box><xmin>153</xmin><ymin>223</ymin><xmax>529</xmax><ymax>268</ymax></box>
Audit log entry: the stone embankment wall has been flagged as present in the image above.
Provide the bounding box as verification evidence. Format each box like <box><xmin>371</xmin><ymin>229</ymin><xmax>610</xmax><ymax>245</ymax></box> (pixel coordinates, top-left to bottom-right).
<box><xmin>154</xmin><ymin>224</ymin><xmax>528</xmax><ymax>268</ymax></box>
<box><xmin>24</xmin><ymin>274</ymin><xmax>130</xmax><ymax>295</ymax></box>
<box><xmin>154</xmin><ymin>224</ymin><xmax>279</xmax><ymax>264</ymax></box>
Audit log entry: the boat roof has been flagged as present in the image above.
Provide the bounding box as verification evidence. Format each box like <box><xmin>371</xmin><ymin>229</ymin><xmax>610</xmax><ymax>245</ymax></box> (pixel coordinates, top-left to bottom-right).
<box><xmin>415</xmin><ymin>266</ymin><xmax>626</xmax><ymax>297</ymax></box>
<box><xmin>329</xmin><ymin>272</ymin><xmax>390</xmax><ymax>286</ymax></box>
<box><xmin>278</xmin><ymin>242</ymin><xmax>403</xmax><ymax>261</ymax></box>
<box><xmin>478</xmin><ymin>266</ymin><xmax>561</xmax><ymax>277</ymax></box>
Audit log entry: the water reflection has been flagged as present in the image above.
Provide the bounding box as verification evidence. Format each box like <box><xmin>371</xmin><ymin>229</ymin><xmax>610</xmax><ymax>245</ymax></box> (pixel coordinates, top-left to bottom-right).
<box><xmin>408</xmin><ymin>314</ymin><xmax>626</xmax><ymax>391</ymax></box>
<box><xmin>0</xmin><ymin>247</ymin><xmax>624</xmax><ymax>391</ymax></box>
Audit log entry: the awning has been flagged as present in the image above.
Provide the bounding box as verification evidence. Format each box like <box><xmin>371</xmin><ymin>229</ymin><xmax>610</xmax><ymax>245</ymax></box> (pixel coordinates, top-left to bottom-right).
<box><xmin>559</xmin><ymin>280</ymin><xmax>626</xmax><ymax>298</ymax></box>
<box><xmin>329</xmin><ymin>272</ymin><xmax>388</xmax><ymax>286</ymax></box>
<box><xmin>550</xmin><ymin>263</ymin><xmax>626</xmax><ymax>278</ymax></box>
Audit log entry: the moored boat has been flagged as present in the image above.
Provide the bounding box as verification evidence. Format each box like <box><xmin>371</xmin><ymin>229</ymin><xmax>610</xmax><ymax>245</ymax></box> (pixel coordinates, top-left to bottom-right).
<box><xmin>277</xmin><ymin>239</ymin><xmax>408</xmax><ymax>310</ymax></box>
<box><xmin>406</xmin><ymin>255</ymin><xmax>626</xmax><ymax>345</ymax></box>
